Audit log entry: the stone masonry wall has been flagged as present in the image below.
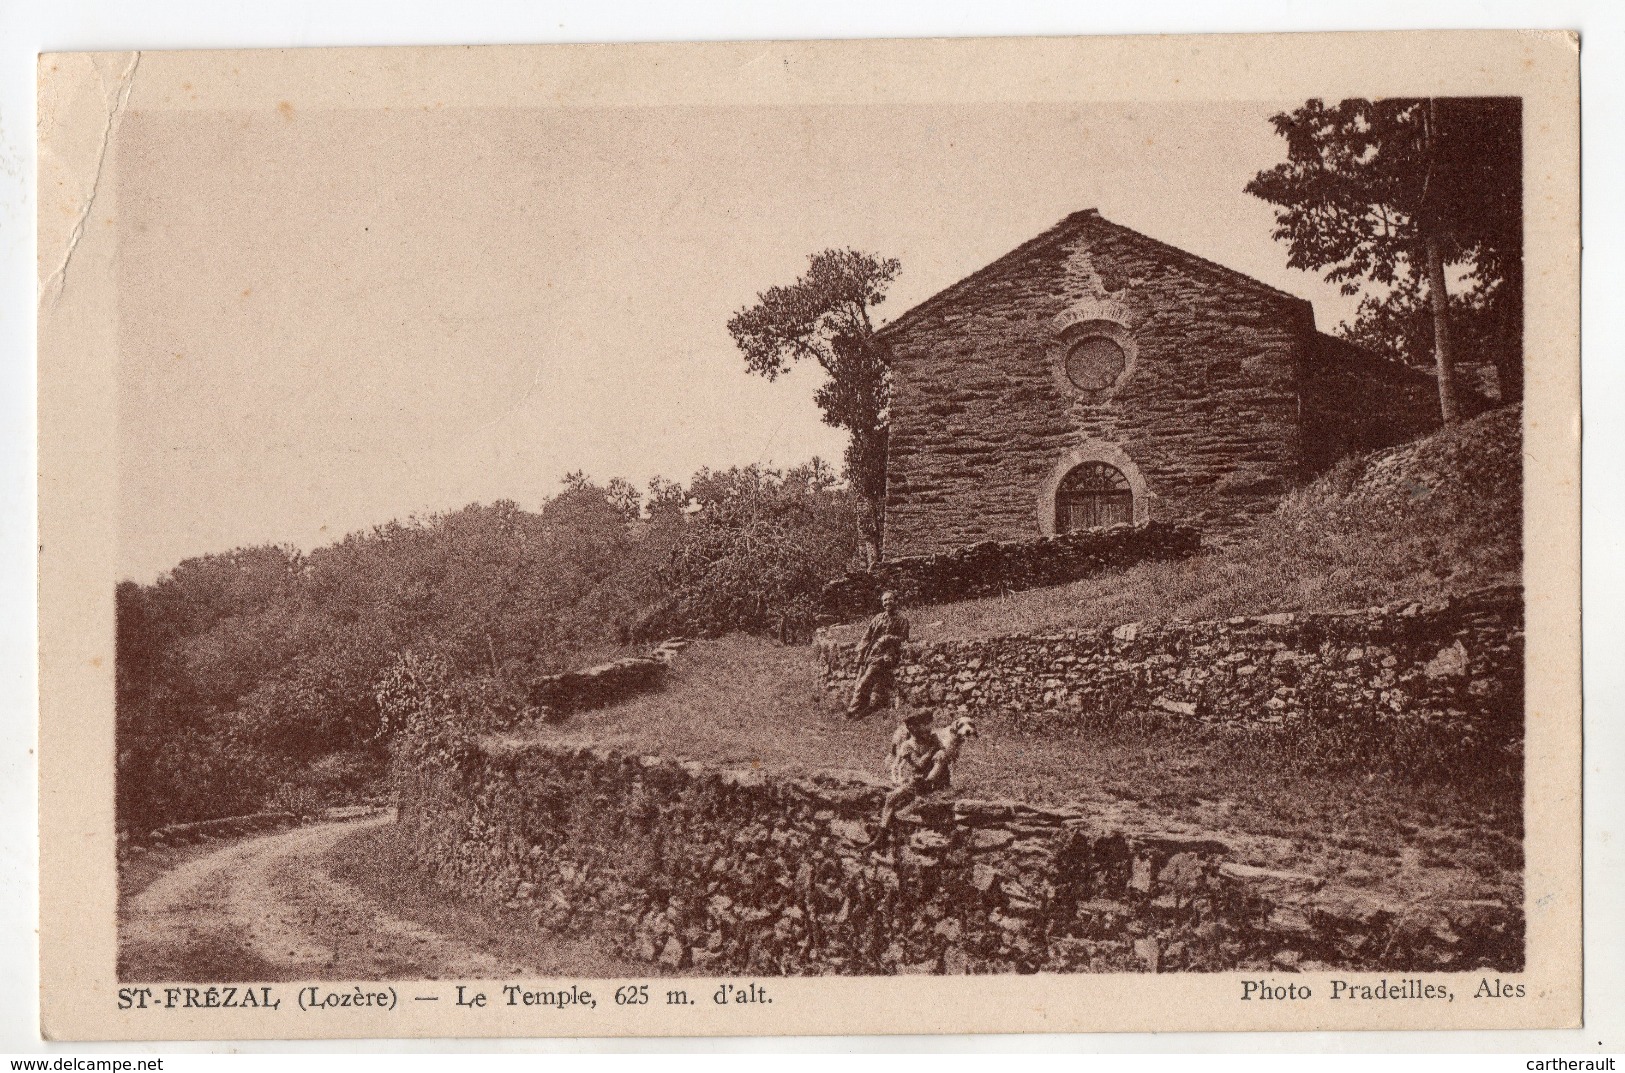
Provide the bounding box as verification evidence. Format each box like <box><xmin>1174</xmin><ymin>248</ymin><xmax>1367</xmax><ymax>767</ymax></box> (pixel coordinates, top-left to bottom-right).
<box><xmin>818</xmin><ymin>522</ymin><xmax>1199</xmax><ymax>624</ymax></box>
<box><xmin>814</xmin><ymin>586</ymin><xmax>1523</xmax><ymax>748</ymax></box>
<box><xmin>526</xmin><ymin>641</ymin><xmax>683</xmax><ymax>717</ymax></box>
<box><xmin>394</xmin><ymin>738</ymin><xmax>1520</xmax><ymax>974</ymax></box>
<box><xmin>882</xmin><ymin>210</ymin><xmax>1315</xmax><ymax>557</ymax></box>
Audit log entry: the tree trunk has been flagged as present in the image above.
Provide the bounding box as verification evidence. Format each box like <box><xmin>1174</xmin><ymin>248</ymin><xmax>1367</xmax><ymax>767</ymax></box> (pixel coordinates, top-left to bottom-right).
<box><xmin>1491</xmin><ymin>332</ymin><xmax>1523</xmax><ymax>405</ymax></box>
<box><xmin>1424</xmin><ymin>237</ymin><xmax>1461</xmax><ymax>424</ymax></box>
<box><xmin>859</xmin><ymin>498</ymin><xmax>882</xmax><ymax>569</ymax></box>
<box><xmin>847</xmin><ymin>420</ymin><xmax>887</xmax><ymax>566</ymax></box>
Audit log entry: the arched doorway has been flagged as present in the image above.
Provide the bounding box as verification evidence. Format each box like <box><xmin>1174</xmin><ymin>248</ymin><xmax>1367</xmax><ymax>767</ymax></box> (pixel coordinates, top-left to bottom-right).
<box><xmin>1055</xmin><ymin>461</ymin><xmax>1134</xmax><ymax>533</ymax></box>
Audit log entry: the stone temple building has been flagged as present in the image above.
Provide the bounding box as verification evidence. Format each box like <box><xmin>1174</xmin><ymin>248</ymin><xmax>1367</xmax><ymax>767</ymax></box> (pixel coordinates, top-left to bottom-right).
<box><xmin>877</xmin><ymin>209</ymin><xmax>1448</xmax><ymax>558</ymax></box>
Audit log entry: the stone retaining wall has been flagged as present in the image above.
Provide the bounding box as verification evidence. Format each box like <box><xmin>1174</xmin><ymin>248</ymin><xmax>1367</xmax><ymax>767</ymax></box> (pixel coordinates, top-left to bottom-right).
<box><xmin>815</xmin><ymin>585</ymin><xmax>1522</xmax><ymax>746</ymax></box>
<box><xmin>527</xmin><ymin>640</ymin><xmax>684</xmax><ymax>717</ymax></box>
<box><xmin>818</xmin><ymin>522</ymin><xmax>1200</xmax><ymax>623</ymax></box>
<box><xmin>141</xmin><ymin>810</ymin><xmax>297</xmax><ymax>845</ymax></box>
<box><xmin>393</xmin><ymin>738</ymin><xmax>1519</xmax><ymax>975</ymax></box>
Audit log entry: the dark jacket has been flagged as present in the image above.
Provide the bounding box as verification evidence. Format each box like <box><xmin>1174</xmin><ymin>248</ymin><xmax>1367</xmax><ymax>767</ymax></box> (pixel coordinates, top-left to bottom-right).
<box><xmin>858</xmin><ymin>609</ymin><xmax>910</xmax><ymax>667</ymax></box>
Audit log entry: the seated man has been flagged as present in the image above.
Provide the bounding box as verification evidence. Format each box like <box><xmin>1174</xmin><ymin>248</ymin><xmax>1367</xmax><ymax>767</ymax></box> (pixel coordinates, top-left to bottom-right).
<box><xmin>864</xmin><ymin>710</ymin><xmax>977</xmax><ymax>848</ymax></box>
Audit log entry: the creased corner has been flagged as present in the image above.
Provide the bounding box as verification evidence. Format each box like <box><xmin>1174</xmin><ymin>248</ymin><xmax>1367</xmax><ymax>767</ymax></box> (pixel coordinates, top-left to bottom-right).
<box><xmin>38</xmin><ymin>50</ymin><xmax>140</xmax><ymax>310</ymax></box>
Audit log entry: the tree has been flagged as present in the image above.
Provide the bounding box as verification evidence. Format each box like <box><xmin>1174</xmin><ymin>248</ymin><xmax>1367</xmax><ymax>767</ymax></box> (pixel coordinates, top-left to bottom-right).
<box><xmin>1246</xmin><ymin>97</ymin><xmax>1523</xmax><ymax>418</ymax></box>
<box><xmin>547</xmin><ymin>471</ymin><xmax>642</xmax><ymax>523</ymax></box>
<box><xmin>727</xmin><ymin>248</ymin><xmax>901</xmax><ymax>557</ymax></box>
<box><xmin>629</xmin><ymin>459</ymin><xmax>864</xmax><ymax>643</ymax></box>
<box><xmin>644</xmin><ymin>476</ymin><xmax>691</xmax><ymax>523</ymax></box>
<box><xmin>1339</xmin><ymin>270</ymin><xmax>1514</xmax><ymax>401</ymax></box>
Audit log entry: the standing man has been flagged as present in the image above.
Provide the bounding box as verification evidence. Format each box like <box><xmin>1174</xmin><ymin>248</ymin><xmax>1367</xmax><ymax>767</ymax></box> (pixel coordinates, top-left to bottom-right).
<box><xmin>846</xmin><ymin>590</ymin><xmax>910</xmax><ymax>718</ymax></box>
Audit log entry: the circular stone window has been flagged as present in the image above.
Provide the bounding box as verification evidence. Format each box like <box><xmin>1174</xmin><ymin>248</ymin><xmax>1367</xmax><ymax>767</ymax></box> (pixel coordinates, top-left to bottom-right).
<box><xmin>1064</xmin><ymin>335</ymin><xmax>1129</xmax><ymax>393</ymax></box>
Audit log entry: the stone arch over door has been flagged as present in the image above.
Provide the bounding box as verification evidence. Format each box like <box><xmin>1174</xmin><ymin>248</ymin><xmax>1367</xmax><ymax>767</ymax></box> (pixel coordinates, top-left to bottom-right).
<box><xmin>1038</xmin><ymin>444</ymin><xmax>1151</xmax><ymax>536</ymax></box>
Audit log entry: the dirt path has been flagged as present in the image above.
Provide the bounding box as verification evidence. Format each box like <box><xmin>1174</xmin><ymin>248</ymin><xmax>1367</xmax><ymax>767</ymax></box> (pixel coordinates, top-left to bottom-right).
<box><xmin>119</xmin><ymin>813</ymin><xmax>533</xmax><ymax>982</ymax></box>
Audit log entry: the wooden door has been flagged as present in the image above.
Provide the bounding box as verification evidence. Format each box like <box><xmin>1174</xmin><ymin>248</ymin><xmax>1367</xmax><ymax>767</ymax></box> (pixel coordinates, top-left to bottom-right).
<box><xmin>1056</xmin><ymin>462</ymin><xmax>1134</xmax><ymax>533</ymax></box>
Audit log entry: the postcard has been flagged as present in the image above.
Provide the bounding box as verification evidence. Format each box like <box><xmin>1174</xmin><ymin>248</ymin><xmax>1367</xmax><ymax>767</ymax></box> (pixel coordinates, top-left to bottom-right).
<box><xmin>36</xmin><ymin>31</ymin><xmax>1580</xmax><ymax>1040</ymax></box>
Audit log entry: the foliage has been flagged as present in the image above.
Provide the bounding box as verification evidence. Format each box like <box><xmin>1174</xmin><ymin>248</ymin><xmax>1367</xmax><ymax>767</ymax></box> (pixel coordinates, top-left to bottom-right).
<box><xmin>727</xmin><ymin>249</ymin><xmax>901</xmax><ymax>548</ymax></box>
<box><xmin>1246</xmin><ymin>97</ymin><xmax>1523</xmax><ymax>406</ymax></box>
<box><xmin>1339</xmin><ymin>270</ymin><xmax>1517</xmax><ymax>400</ymax></box>
<box><xmin>633</xmin><ymin>459</ymin><xmax>864</xmax><ymax>643</ymax></box>
<box><xmin>116</xmin><ymin>461</ymin><xmax>864</xmax><ymax>832</ymax></box>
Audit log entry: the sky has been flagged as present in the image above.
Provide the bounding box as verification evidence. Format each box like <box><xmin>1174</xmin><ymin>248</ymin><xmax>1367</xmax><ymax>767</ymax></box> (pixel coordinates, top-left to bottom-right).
<box><xmin>114</xmin><ymin>100</ymin><xmax>1356</xmax><ymax>583</ymax></box>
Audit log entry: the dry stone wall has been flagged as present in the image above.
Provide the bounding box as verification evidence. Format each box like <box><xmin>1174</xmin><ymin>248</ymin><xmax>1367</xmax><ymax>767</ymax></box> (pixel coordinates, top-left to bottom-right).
<box><xmin>120</xmin><ymin>804</ymin><xmax>391</xmax><ymax>855</ymax></box>
<box><xmin>818</xmin><ymin>521</ymin><xmax>1199</xmax><ymax>623</ymax></box>
<box><xmin>393</xmin><ymin>737</ymin><xmax>1519</xmax><ymax>974</ymax></box>
<box><xmin>814</xmin><ymin>586</ymin><xmax>1522</xmax><ymax>748</ymax></box>
<box><xmin>526</xmin><ymin>642</ymin><xmax>683</xmax><ymax>717</ymax></box>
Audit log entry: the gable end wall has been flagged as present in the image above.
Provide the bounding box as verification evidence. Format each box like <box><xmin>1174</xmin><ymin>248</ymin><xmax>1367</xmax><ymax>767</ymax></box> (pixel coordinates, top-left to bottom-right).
<box><xmin>883</xmin><ymin>215</ymin><xmax>1312</xmax><ymax>558</ymax></box>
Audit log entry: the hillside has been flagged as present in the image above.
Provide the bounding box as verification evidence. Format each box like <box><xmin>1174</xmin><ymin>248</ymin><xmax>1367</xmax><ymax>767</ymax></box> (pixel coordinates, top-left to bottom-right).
<box><xmin>524</xmin><ymin>409</ymin><xmax>1528</xmax><ymax>909</ymax></box>
<box><xmin>528</xmin><ymin>633</ymin><xmax>1519</xmax><ymax>907</ymax></box>
<box><xmin>399</xmin><ymin>411</ymin><xmax>1527</xmax><ymax>936</ymax></box>
<box><xmin>841</xmin><ymin>404</ymin><xmax>1521</xmax><ymax>644</ymax></box>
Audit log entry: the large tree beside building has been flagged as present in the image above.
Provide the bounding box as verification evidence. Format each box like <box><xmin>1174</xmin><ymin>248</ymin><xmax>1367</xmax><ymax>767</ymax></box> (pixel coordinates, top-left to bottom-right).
<box><xmin>727</xmin><ymin>248</ymin><xmax>901</xmax><ymax>558</ymax></box>
<box><xmin>1246</xmin><ymin>97</ymin><xmax>1523</xmax><ymax>419</ymax></box>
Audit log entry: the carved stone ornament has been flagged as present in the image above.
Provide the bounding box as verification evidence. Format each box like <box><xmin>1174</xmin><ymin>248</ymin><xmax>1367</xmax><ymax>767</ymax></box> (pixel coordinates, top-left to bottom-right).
<box><xmin>1049</xmin><ymin>313</ymin><xmax>1136</xmax><ymax>403</ymax></box>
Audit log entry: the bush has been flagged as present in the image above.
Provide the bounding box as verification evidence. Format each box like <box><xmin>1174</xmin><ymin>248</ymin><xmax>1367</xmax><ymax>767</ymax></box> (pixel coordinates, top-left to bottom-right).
<box><xmin>630</xmin><ymin>462</ymin><xmax>865</xmax><ymax>642</ymax></box>
<box><xmin>116</xmin><ymin>729</ymin><xmax>280</xmax><ymax>834</ymax></box>
<box><xmin>115</xmin><ymin>459</ymin><xmax>866</xmax><ymax>834</ymax></box>
<box><xmin>267</xmin><ymin>780</ymin><xmax>324</xmax><ymax>820</ymax></box>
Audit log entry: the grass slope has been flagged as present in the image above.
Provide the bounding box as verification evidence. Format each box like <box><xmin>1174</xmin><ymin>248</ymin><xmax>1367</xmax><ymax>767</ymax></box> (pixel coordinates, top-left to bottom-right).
<box><xmin>524</xmin><ymin>634</ymin><xmax>1519</xmax><ymax>907</ymax></box>
<box><xmin>507</xmin><ymin>410</ymin><xmax>1526</xmax><ymax>908</ymax></box>
<box><xmin>855</xmin><ymin>404</ymin><xmax>1521</xmax><ymax>644</ymax></box>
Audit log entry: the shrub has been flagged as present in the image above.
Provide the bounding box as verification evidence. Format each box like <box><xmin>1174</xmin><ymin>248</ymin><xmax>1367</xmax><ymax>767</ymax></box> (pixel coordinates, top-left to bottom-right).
<box><xmin>115</xmin><ymin>461</ymin><xmax>865</xmax><ymax>833</ymax></box>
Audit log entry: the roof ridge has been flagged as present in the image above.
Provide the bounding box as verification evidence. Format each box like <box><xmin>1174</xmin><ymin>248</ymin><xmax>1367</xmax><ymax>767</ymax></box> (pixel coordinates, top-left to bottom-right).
<box><xmin>876</xmin><ymin>209</ymin><xmax>1309</xmax><ymax>341</ymax></box>
<box><xmin>1083</xmin><ymin>214</ymin><xmax>1307</xmax><ymax>306</ymax></box>
<box><xmin>875</xmin><ymin>211</ymin><xmax>1100</xmax><ymax>340</ymax></box>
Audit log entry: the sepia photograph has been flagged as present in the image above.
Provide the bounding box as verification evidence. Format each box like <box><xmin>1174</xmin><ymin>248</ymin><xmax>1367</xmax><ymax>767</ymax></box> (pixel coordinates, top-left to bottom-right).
<box><xmin>33</xmin><ymin>33</ymin><xmax>1581</xmax><ymax>1039</ymax></box>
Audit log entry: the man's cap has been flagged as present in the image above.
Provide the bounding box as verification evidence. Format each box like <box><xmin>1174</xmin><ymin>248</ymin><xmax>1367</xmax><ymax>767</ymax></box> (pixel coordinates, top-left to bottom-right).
<box><xmin>880</xmin><ymin>590</ymin><xmax>897</xmax><ymax>602</ymax></box>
